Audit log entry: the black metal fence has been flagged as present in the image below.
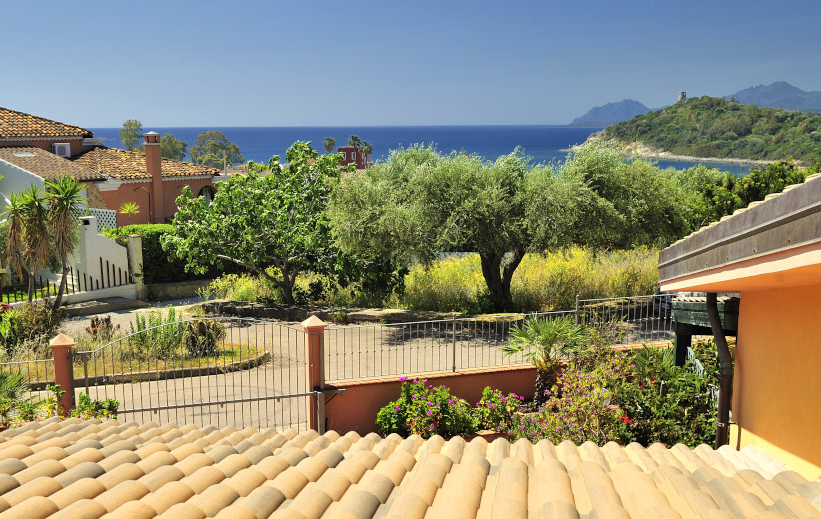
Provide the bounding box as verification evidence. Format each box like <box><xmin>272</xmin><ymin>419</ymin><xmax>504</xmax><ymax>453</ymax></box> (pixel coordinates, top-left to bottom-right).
<box><xmin>1</xmin><ymin>260</ymin><xmax>133</xmax><ymax>304</ymax></box>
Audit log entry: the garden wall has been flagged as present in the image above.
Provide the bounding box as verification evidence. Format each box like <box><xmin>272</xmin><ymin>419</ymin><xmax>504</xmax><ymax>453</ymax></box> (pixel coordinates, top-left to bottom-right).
<box><xmin>146</xmin><ymin>279</ymin><xmax>212</xmax><ymax>301</ymax></box>
<box><xmin>324</xmin><ymin>364</ymin><xmax>537</xmax><ymax>434</ymax></box>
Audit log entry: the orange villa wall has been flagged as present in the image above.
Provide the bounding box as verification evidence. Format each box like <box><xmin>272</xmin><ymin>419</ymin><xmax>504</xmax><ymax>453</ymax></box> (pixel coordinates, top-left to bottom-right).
<box><xmin>99</xmin><ymin>178</ymin><xmax>216</xmax><ymax>225</ymax></box>
<box><xmin>730</xmin><ymin>283</ymin><xmax>821</xmax><ymax>479</ymax></box>
<box><xmin>324</xmin><ymin>365</ymin><xmax>537</xmax><ymax>435</ymax></box>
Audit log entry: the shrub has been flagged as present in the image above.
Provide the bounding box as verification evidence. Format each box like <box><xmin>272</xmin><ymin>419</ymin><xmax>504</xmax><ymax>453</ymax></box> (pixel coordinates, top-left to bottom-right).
<box><xmin>614</xmin><ymin>345</ymin><xmax>717</xmax><ymax>447</ymax></box>
<box><xmin>475</xmin><ymin>386</ymin><xmax>523</xmax><ymax>430</ymax></box>
<box><xmin>104</xmin><ymin>224</ymin><xmax>246</xmax><ymax>284</ymax></box>
<box><xmin>128</xmin><ymin>306</ymin><xmax>185</xmax><ymax>360</ymax></box>
<box><xmin>376</xmin><ymin>378</ymin><xmax>478</xmax><ymax>438</ymax></box>
<box><xmin>501</xmin><ymin>355</ymin><xmax>631</xmax><ymax>444</ymax></box>
<box><xmin>182</xmin><ymin>320</ymin><xmax>226</xmax><ymax>357</ymax></box>
<box><xmin>69</xmin><ymin>392</ymin><xmax>119</xmax><ymax>420</ymax></box>
<box><xmin>0</xmin><ymin>303</ymin><xmax>64</xmax><ymax>358</ymax></box>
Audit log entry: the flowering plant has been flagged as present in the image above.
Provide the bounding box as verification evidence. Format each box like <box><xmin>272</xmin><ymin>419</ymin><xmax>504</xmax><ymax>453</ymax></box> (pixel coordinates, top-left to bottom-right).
<box><xmin>376</xmin><ymin>378</ymin><xmax>478</xmax><ymax>438</ymax></box>
<box><xmin>501</xmin><ymin>354</ymin><xmax>631</xmax><ymax>444</ymax></box>
<box><xmin>475</xmin><ymin>386</ymin><xmax>523</xmax><ymax>430</ymax></box>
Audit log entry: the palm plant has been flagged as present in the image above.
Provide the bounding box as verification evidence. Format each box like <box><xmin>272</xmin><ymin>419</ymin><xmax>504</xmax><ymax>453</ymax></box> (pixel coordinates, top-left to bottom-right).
<box><xmin>0</xmin><ymin>371</ymin><xmax>30</xmax><ymax>428</ymax></box>
<box><xmin>46</xmin><ymin>175</ymin><xmax>86</xmax><ymax>310</ymax></box>
<box><xmin>503</xmin><ymin>316</ymin><xmax>588</xmax><ymax>407</ymax></box>
<box><xmin>3</xmin><ymin>194</ymin><xmax>29</xmax><ymax>294</ymax></box>
<box><xmin>323</xmin><ymin>137</ymin><xmax>336</xmax><ymax>154</ymax></box>
<box><xmin>6</xmin><ymin>186</ymin><xmax>51</xmax><ymax>302</ymax></box>
<box><xmin>361</xmin><ymin>141</ymin><xmax>374</xmax><ymax>167</ymax></box>
<box><xmin>348</xmin><ymin>135</ymin><xmax>362</xmax><ymax>165</ymax></box>
<box><xmin>118</xmin><ymin>201</ymin><xmax>140</xmax><ymax>225</ymax></box>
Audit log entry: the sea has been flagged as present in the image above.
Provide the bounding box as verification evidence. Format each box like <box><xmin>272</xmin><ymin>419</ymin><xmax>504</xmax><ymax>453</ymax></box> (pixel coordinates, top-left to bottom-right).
<box><xmin>88</xmin><ymin>126</ymin><xmax>751</xmax><ymax>176</ymax></box>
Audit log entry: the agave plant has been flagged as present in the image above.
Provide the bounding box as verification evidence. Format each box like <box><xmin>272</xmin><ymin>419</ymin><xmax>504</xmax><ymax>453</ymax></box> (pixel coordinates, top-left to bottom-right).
<box><xmin>503</xmin><ymin>316</ymin><xmax>588</xmax><ymax>407</ymax></box>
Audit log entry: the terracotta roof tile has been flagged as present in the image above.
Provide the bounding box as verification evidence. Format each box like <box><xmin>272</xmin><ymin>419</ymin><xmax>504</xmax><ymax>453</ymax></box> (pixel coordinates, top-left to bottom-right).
<box><xmin>0</xmin><ymin>420</ymin><xmax>819</xmax><ymax>519</ymax></box>
<box><xmin>0</xmin><ymin>107</ymin><xmax>92</xmax><ymax>140</ymax></box>
<box><xmin>0</xmin><ymin>147</ymin><xmax>105</xmax><ymax>182</ymax></box>
<box><xmin>72</xmin><ymin>147</ymin><xmax>221</xmax><ymax>181</ymax></box>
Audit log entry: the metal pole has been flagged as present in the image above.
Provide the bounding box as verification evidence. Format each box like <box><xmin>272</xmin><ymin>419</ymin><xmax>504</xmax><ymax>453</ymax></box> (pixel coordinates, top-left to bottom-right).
<box><xmin>451</xmin><ymin>313</ymin><xmax>457</xmax><ymax>372</ymax></box>
<box><xmin>575</xmin><ymin>294</ymin><xmax>580</xmax><ymax>324</ymax></box>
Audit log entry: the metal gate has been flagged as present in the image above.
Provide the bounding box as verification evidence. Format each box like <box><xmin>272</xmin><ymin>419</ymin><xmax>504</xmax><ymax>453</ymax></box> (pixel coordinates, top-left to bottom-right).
<box><xmin>74</xmin><ymin>317</ymin><xmax>310</xmax><ymax>431</ymax></box>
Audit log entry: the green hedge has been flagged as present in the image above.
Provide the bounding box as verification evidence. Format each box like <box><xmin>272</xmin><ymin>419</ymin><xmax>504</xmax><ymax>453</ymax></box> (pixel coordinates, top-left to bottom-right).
<box><xmin>104</xmin><ymin>224</ymin><xmax>246</xmax><ymax>284</ymax></box>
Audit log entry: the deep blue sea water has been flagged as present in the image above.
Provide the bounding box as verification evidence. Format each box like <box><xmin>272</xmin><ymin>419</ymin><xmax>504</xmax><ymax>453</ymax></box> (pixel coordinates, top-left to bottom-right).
<box><xmin>88</xmin><ymin>126</ymin><xmax>750</xmax><ymax>175</ymax></box>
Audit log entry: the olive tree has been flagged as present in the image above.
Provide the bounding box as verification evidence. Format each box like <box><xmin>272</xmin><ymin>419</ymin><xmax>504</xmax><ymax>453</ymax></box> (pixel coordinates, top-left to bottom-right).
<box><xmin>328</xmin><ymin>145</ymin><xmax>617</xmax><ymax>312</ymax></box>
<box><xmin>162</xmin><ymin>142</ymin><xmax>345</xmax><ymax>304</ymax></box>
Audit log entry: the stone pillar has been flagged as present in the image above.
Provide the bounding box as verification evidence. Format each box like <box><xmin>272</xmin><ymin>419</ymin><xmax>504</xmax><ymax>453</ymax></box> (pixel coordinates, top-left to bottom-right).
<box><xmin>49</xmin><ymin>333</ymin><xmax>75</xmax><ymax>414</ymax></box>
<box><xmin>143</xmin><ymin>131</ymin><xmax>164</xmax><ymax>222</ymax></box>
<box><xmin>302</xmin><ymin>315</ymin><xmax>328</xmax><ymax>433</ymax></box>
<box><xmin>127</xmin><ymin>234</ymin><xmax>146</xmax><ymax>300</ymax></box>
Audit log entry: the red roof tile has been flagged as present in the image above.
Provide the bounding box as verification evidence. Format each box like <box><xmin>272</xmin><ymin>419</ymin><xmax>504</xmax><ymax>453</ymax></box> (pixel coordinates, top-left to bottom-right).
<box><xmin>0</xmin><ymin>418</ymin><xmax>817</xmax><ymax>518</ymax></box>
<box><xmin>0</xmin><ymin>107</ymin><xmax>92</xmax><ymax>140</ymax></box>
<box><xmin>72</xmin><ymin>147</ymin><xmax>220</xmax><ymax>181</ymax></box>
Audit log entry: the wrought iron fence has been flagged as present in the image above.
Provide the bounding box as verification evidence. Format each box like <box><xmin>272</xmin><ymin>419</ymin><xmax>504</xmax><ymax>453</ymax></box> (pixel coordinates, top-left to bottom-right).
<box><xmin>0</xmin><ymin>358</ymin><xmax>54</xmax><ymax>389</ymax></box>
<box><xmin>0</xmin><ymin>262</ymin><xmax>133</xmax><ymax>304</ymax></box>
<box><xmin>73</xmin><ymin>317</ymin><xmax>308</xmax><ymax>430</ymax></box>
<box><xmin>325</xmin><ymin>295</ymin><xmax>675</xmax><ymax>381</ymax></box>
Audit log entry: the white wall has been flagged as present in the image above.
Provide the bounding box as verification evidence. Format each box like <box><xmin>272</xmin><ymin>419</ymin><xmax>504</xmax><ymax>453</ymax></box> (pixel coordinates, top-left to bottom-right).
<box><xmin>73</xmin><ymin>216</ymin><xmax>130</xmax><ymax>289</ymax></box>
<box><xmin>0</xmin><ymin>160</ymin><xmax>45</xmax><ymax>205</ymax></box>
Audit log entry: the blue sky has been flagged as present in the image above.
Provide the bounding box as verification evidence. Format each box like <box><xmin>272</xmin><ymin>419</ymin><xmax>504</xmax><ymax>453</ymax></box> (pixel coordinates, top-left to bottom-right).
<box><xmin>4</xmin><ymin>0</ymin><xmax>819</xmax><ymax>127</ymax></box>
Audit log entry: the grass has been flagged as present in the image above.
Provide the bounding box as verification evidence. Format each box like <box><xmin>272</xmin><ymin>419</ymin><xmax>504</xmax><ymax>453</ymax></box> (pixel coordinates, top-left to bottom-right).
<box><xmin>201</xmin><ymin>246</ymin><xmax>660</xmax><ymax>314</ymax></box>
<box><xmin>399</xmin><ymin>247</ymin><xmax>659</xmax><ymax>312</ymax></box>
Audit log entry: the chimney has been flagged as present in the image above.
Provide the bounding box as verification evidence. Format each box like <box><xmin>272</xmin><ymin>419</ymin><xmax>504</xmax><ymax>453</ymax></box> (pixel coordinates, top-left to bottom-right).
<box><xmin>143</xmin><ymin>131</ymin><xmax>165</xmax><ymax>222</ymax></box>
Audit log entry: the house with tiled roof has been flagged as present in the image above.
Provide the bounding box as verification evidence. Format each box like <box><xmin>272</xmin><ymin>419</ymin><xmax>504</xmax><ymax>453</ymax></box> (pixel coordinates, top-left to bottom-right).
<box><xmin>0</xmin><ymin>416</ymin><xmax>819</xmax><ymax>519</ymax></box>
<box><xmin>0</xmin><ymin>107</ymin><xmax>221</xmax><ymax>225</ymax></box>
<box><xmin>659</xmin><ymin>172</ymin><xmax>821</xmax><ymax>480</ymax></box>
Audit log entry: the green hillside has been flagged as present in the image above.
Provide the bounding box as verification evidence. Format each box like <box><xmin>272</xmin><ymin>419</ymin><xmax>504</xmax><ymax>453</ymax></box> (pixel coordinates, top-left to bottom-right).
<box><xmin>602</xmin><ymin>96</ymin><xmax>821</xmax><ymax>164</ymax></box>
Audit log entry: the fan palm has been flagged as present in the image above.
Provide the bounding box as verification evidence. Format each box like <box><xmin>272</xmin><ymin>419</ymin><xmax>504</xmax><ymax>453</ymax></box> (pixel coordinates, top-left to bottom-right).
<box><xmin>118</xmin><ymin>202</ymin><xmax>140</xmax><ymax>225</ymax></box>
<box><xmin>503</xmin><ymin>316</ymin><xmax>588</xmax><ymax>406</ymax></box>
<box><xmin>46</xmin><ymin>175</ymin><xmax>86</xmax><ymax>310</ymax></box>
<box><xmin>323</xmin><ymin>137</ymin><xmax>336</xmax><ymax>154</ymax></box>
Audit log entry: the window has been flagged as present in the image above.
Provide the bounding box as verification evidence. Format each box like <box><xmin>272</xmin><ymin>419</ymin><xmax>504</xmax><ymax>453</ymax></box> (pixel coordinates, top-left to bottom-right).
<box><xmin>198</xmin><ymin>186</ymin><xmax>214</xmax><ymax>205</ymax></box>
<box><xmin>351</xmin><ymin>152</ymin><xmax>356</xmax><ymax>161</ymax></box>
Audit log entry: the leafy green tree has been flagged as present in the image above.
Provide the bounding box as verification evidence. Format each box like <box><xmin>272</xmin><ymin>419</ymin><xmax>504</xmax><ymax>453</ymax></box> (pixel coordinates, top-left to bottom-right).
<box><xmin>160</xmin><ymin>133</ymin><xmax>187</xmax><ymax>161</ymax></box>
<box><xmin>188</xmin><ymin>131</ymin><xmax>243</xmax><ymax>169</ymax></box>
<box><xmin>563</xmin><ymin>140</ymin><xmax>692</xmax><ymax>247</ymax></box>
<box><xmin>328</xmin><ymin>145</ymin><xmax>615</xmax><ymax>312</ymax></box>
<box><xmin>163</xmin><ymin>142</ymin><xmax>347</xmax><ymax>304</ymax></box>
<box><xmin>323</xmin><ymin>137</ymin><xmax>336</xmax><ymax>154</ymax></box>
<box><xmin>119</xmin><ymin>120</ymin><xmax>143</xmax><ymax>151</ymax></box>
<box><xmin>46</xmin><ymin>175</ymin><xmax>86</xmax><ymax>310</ymax></box>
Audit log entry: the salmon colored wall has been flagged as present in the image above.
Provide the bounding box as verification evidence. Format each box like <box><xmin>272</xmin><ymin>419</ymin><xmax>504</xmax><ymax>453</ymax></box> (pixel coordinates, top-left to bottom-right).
<box><xmin>324</xmin><ymin>365</ymin><xmax>537</xmax><ymax>435</ymax></box>
<box><xmin>99</xmin><ymin>179</ymin><xmax>216</xmax><ymax>226</ymax></box>
<box><xmin>732</xmin><ymin>283</ymin><xmax>821</xmax><ymax>479</ymax></box>
<box><xmin>0</xmin><ymin>138</ymin><xmax>90</xmax><ymax>155</ymax></box>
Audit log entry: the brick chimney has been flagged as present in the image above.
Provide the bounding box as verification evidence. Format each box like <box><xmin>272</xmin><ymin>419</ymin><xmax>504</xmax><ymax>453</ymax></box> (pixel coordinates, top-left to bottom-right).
<box><xmin>143</xmin><ymin>131</ymin><xmax>165</xmax><ymax>222</ymax></box>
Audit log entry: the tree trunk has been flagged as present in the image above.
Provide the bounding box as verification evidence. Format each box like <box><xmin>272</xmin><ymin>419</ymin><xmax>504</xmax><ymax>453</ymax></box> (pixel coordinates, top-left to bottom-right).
<box><xmin>51</xmin><ymin>259</ymin><xmax>69</xmax><ymax>312</ymax></box>
<box><xmin>533</xmin><ymin>368</ymin><xmax>557</xmax><ymax>408</ymax></box>
<box><xmin>479</xmin><ymin>250</ymin><xmax>524</xmax><ymax>312</ymax></box>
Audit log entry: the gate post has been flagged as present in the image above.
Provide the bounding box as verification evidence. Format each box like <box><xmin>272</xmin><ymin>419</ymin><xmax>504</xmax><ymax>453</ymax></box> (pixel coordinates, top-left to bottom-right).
<box><xmin>302</xmin><ymin>316</ymin><xmax>328</xmax><ymax>433</ymax></box>
<box><xmin>50</xmin><ymin>333</ymin><xmax>76</xmax><ymax>415</ymax></box>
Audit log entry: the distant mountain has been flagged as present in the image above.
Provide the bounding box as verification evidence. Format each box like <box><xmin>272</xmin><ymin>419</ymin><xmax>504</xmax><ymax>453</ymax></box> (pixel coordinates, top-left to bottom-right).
<box><xmin>725</xmin><ymin>82</ymin><xmax>821</xmax><ymax>113</ymax></box>
<box><xmin>571</xmin><ymin>99</ymin><xmax>651</xmax><ymax>125</ymax></box>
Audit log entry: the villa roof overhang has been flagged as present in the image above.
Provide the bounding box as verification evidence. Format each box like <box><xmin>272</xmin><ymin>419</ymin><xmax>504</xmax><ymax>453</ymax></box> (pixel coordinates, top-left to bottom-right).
<box><xmin>659</xmin><ymin>173</ymin><xmax>821</xmax><ymax>293</ymax></box>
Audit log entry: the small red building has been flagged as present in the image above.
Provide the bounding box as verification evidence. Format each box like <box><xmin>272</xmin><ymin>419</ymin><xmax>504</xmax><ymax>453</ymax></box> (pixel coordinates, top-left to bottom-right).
<box><xmin>337</xmin><ymin>146</ymin><xmax>370</xmax><ymax>169</ymax></box>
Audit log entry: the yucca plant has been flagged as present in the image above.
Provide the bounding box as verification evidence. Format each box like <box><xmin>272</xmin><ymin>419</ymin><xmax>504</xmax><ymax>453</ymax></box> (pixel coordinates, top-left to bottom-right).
<box><xmin>503</xmin><ymin>316</ymin><xmax>588</xmax><ymax>406</ymax></box>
